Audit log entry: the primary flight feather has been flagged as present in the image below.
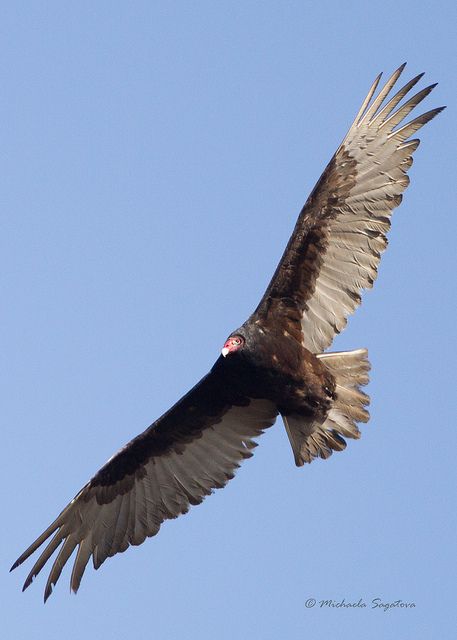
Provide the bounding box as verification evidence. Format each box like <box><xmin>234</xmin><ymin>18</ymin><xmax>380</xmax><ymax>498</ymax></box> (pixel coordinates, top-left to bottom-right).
<box><xmin>11</xmin><ymin>64</ymin><xmax>444</xmax><ymax>601</ymax></box>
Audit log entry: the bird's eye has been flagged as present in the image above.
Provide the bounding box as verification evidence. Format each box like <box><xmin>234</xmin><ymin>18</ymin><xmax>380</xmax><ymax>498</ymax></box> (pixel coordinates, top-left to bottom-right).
<box><xmin>233</xmin><ymin>337</ymin><xmax>242</xmax><ymax>345</ymax></box>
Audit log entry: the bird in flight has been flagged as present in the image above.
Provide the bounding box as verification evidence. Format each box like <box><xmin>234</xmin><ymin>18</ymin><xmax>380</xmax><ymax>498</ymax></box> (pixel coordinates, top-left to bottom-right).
<box><xmin>11</xmin><ymin>64</ymin><xmax>444</xmax><ymax>601</ymax></box>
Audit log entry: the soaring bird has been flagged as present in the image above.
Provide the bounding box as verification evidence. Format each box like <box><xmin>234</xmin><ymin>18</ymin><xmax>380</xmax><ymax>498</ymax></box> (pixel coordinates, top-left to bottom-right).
<box><xmin>11</xmin><ymin>64</ymin><xmax>444</xmax><ymax>601</ymax></box>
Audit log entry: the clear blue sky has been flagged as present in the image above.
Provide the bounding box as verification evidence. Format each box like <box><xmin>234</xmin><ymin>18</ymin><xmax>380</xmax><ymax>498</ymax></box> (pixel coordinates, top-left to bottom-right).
<box><xmin>3</xmin><ymin>2</ymin><xmax>455</xmax><ymax>638</ymax></box>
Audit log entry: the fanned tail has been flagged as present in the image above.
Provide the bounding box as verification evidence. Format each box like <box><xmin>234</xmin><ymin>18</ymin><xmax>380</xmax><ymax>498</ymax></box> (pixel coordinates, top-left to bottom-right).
<box><xmin>283</xmin><ymin>349</ymin><xmax>370</xmax><ymax>466</ymax></box>
<box><xmin>317</xmin><ymin>348</ymin><xmax>370</xmax><ymax>439</ymax></box>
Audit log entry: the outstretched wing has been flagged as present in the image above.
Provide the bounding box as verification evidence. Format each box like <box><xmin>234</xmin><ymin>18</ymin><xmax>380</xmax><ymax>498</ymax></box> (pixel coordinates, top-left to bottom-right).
<box><xmin>255</xmin><ymin>64</ymin><xmax>444</xmax><ymax>353</ymax></box>
<box><xmin>11</xmin><ymin>364</ymin><xmax>277</xmax><ymax>601</ymax></box>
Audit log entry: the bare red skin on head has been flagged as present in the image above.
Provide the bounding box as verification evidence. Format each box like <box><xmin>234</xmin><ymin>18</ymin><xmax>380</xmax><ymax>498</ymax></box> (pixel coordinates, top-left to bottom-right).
<box><xmin>222</xmin><ymin>335</ymin><xmax>244</xmax><ymax>356</ymax></box>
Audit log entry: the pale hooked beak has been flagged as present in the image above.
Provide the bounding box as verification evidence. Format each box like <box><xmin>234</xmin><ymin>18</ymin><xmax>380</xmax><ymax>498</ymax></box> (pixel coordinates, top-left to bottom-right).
<box><xmin>221</xmin><ymin>347</ymin><xmax>230</xmax><ymax>357</ymax></box>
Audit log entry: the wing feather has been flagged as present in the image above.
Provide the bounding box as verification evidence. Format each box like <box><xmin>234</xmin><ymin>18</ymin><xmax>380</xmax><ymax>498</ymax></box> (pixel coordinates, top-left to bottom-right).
<box><xmin>356</xmin><ymin>64</ymin><xmax>406</xmax><ymax>125</ymax></box>
<box><xmin>255</xmin><ymin>65</ymin><xmax>444</xmax><ymax>352</ymax></box>
<box><xmin>11</xmin><ymin>369</ymin><xmax>277</xmax><ymax>600</ymax></box>
<box><xmin>70</xmin><ymin>536</ymin><xmax>93</xmax><ymax>595</ymax></box>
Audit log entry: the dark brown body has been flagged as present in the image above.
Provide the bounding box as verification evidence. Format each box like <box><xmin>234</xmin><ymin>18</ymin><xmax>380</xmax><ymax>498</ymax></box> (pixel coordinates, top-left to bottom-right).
<box><xmin>216</xmin><ymin>314</ymin><xmax>368</xmax><ymax>468</ymax></box>
<box><xmin>222</xmin><ymin>317</ymin><xmax>336</xmax><ymax>422</ymax></box>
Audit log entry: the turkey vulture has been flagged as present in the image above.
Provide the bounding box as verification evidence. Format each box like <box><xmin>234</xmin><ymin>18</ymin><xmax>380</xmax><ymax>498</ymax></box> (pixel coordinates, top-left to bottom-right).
<box><xmin>11</xmin><ymin>64</ymin><xmax>444</xmax><ymax>601</ymax></box>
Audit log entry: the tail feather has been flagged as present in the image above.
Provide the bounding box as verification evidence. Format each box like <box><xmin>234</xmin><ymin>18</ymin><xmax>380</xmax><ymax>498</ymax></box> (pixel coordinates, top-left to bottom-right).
<box><xmin>318</xmin><ymin>348</ymin><xmax>370</xmax><ymax>440</ymax></box>
<box><xmin>284</xmin><ymin>348</ymin><xmax>370</xmax><ymax>466</ymax></box>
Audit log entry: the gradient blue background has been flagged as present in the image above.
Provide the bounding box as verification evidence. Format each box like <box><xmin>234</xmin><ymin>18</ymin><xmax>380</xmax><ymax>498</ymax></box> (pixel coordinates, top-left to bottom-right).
<box><xmin>3</xmin><ymin>2</ymin><xmax>455</xmax><ymax>638</ymax></box>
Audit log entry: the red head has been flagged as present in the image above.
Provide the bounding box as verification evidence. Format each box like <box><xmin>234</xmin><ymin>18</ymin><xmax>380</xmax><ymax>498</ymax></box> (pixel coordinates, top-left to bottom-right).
<box><xmin>221</xmin><ymin>335</ymin><xmax>245</xmax><ymax>357</ymax></box>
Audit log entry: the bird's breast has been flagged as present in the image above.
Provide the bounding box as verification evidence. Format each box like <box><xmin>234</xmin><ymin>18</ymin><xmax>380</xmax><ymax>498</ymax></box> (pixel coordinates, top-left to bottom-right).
<box><xmin>238</xmin><ymin>331</ymin><xmax>334</xmax><ymax>416</ymax></box>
